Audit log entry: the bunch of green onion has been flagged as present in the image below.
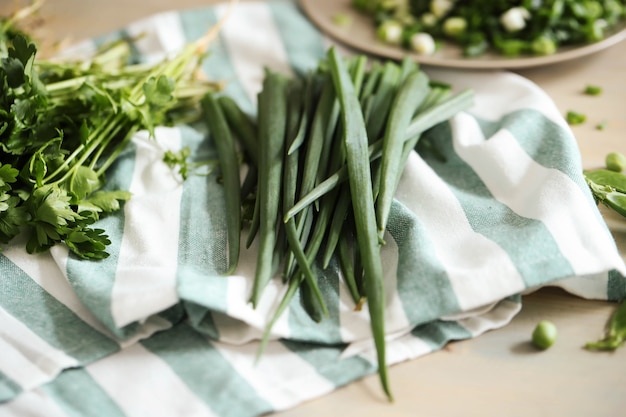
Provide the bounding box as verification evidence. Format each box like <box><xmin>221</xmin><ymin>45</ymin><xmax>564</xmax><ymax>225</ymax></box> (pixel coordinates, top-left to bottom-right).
<box><xmin>203</xmin><ymin>47</ymin><xmax>473</xmax><ymax>399</ymax></box>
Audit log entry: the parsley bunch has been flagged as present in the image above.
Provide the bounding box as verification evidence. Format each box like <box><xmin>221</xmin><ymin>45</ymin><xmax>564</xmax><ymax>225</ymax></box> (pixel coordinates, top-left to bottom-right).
<box><xmin>0</xmin><ymin>13</ymin><xmax>220</xmax><ymax>259</ymax></box>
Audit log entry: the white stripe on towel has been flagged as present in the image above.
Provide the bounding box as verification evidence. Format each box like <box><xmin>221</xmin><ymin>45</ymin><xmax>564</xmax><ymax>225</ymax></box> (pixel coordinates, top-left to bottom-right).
<box><xmin>110</xmin><ymin>128</ymin><xmax>184</xmax><ymax>328</ymax></box>
<box><xmin>86</xmin><ymin>343</ymin><xmax>217</xmax><ymax>417</ymax></box>
<box><xmin>0</xmin><ymin>307</ymin><xmax>78</xmax><ymax>390</ymax></box>
<box><xmin>216</xmin><ymin>2</ymin><xmax>293</xmax><ymax>103</ymax></box>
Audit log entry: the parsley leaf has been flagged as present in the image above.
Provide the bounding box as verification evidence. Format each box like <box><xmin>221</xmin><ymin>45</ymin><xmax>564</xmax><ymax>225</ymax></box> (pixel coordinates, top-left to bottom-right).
<box><xmin>79</xmin><ymin>190</ymin><xmax>132</xmax><ymax>215</ymax></box>
<box><xmin>0</xmin><ymin>163</ymin><xmax>18</xmax><ymax>188</ymax></box>
<box><xmin>28</xmin><ymin>185</ymin><xmax>82</xmax><ymax>227</ymax></box>
<box><xmin>65</xmin><ymin>227</ymin><xmax>111</xmax><ymax>260</ymax></box>
<box><xmin>0</xmin><ymin>193</ymin><xmax>26</xmax><ymax>243</ymax></box>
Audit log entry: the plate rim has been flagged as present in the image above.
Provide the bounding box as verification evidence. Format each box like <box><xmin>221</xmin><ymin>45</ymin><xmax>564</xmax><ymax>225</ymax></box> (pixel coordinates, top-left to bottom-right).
<box><xmin>299</xmin><ymin>0</ymin><xmax>626</xmax><ymax>69</ymax></box>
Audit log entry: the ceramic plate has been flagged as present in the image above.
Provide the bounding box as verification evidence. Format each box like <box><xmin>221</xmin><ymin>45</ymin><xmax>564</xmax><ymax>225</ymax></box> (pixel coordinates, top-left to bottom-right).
<box><xmin>299</xmin><ymin>0</ymin><xmax>626</xmax><ymax>69</ymax></box>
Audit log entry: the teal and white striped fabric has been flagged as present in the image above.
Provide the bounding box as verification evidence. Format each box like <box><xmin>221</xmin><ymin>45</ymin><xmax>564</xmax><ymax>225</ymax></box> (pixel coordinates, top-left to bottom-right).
<box><xmin>1</xmin><ymin>1</ymin><xmax>625</xmax><ymax>415</ymax></box>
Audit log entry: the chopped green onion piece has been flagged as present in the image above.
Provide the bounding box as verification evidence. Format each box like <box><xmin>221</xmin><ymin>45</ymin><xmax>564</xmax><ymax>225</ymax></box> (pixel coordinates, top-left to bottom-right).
<box><xmin>586</xmin><ymin>299</ymin><xmax>626</xmax><ymax>351</ymax></box>
<box><xmin>332</xmin><ymin>13</ymin><xmax>352</xmax><ymax>28</ymax></box>
<box><xmin>606</xmin><ymin>152</ymin><xmax>626</xmax><ymax>173</ymax></box>
<box><xmin>566</xmin><ymin>110</ymin><xmax>586</xmax><ymax>125</ymax></box>
<box><xmin>443</xmin><ymin>16</ymin><xmax>467</xmax><ymax>37</ymax></box>
<box><xmin>531</xmin><ymin>36</ymin><xmax>557</xmax><ymax>56</ymax></box>
<box><xmin>376</xmin><ymin>19</ymin><xmax>404</xmax><ymax>45</ymax></box>
<box><xmin>584</xmin><ymin>85</ymin><xmax>603</xmax><ymax>95</ymax></box>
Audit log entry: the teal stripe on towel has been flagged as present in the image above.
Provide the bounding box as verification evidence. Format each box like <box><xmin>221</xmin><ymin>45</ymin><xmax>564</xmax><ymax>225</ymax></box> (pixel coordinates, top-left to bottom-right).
<box><xmin>142</xmin><ymin>323</ymin><xmax>273</xmax><ymax>417</ymax></box>
<box><xmin>608</xmin><ymin>269</ymin><xmax>626</xmax><ymax>301</ymax></box>
<box><xmin>422</xmin><ymin>122</ymin><xmax>575</xmax><ymax>288</ymax></box>
<box><xmin>176</xmin><ymin>125</ymin><xmax>229</xmax><ymax>276</ymax></box>
<box><xmin>41</xmin><ymin>368</ymin><xmax>126</xmax><ymax>417</ymax></box>
<box><xmin>0</xmin><ymin>371</ymin><xmax>21</xmax><ymax>403</ymax></box>
<box><xmin>476</xmin><ymin>109</ymin><xmax>586</xmax><ymax>190</ymax></box>
<box><xmin>268</xmin><ymin>1</ymin><xmax>327</xmax><ymax>75</ymax></box>
<box><xmin>175</xmin><ymin>125</ymin><xmax>229</xmax><ymax>338</ymax></box>
<box><xmin>178</xmin><ymin>7</ymin><xmax>255</xmax><ymax>115</ymax></box>
<box><xmin>476</xmin><ymin>108</ymin><xmax>617</xmax><ymax>244</ymax></box>
<box><xmin>0</xmin><ymin>256</ymin><xmax>119</xmax><ymax>364</ymax></box>
<box><xmin>64</xmin><ymin>144</ymin><xmax>138</xmax><ymax>339</ymax></box>
<box><xmin>281</xmin><ymin>339</ymin><xmax>376</xmax><ymax>388</ymax></box>
<box><xmin>411</xmin><ymin>319</ymin><xmax>473</xmax><ymax>351</ymax></box>
<box><xmin>387</xmin><ymin>201</ymin><xmax>462</xmax><ymax>325</ymax></box>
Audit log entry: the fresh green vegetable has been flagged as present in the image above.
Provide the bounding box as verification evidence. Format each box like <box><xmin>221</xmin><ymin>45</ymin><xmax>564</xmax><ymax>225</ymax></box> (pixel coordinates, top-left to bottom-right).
<box><xmin>162</xmin><ymin>147</ymin><xmax>217</xmax><ymax>180</ymax></box>
<box><xmin>201</xmin><ymin>93</ymin><xmax>241</xmax><ymax>275</ymax></box>
<box><xmin>322</xmin><ymin>187</ymin><xmax>352</xmax><ymax>268</ymax></box>
<box><xmin>377</xmin><ymin>19</ymin><xmax>404</xmax><ymax>45</ymax></box>
<box><xmin>249</xmin><ymin>72</ymin><xmax>289</xmax><ymax>307</ymax></box>
<box><xmin>530</xmin><ymin>35</ymin><xmax>557</xmax><ymax>55</ymax></box>
<box><xmin>282</xmin><ymin>77</ymin><xmax>327</xmax><ymax>318</ymax></box>
<box><xmin>337</xmin><ymin>229</ymin><xmax>363</xmax><ymax>305</ymax></box>
<box><xmin>586</xmin><ymin>169</ymin><xmax>626</xmax><ymax>194</ymax></box>
<box><xmin>376</xmin><ymin>69</ymin><xmax>429</xmax><ymax>238</ymax></box>
<box><xmin>442</xmin><ymin>16</ymin><xmax>467</xmax><ymax>37</ymax></box>
<box><xmin>284</xmin><ymin>88</ymin><xmax>473</xmax><ymax>221</ymax></box>
<box><xmin>584</xmin><ymin>84</ymin><xmax>603</xmax><ymax>95</ymax></box>
<box><xmin>596</xmin><ymin>120</ymin><xmax>608</xmax><ymax>130</ymax></box>
<box><xmin>332</xmin><ymin>13</ymin><xmax>353</xmax><ymax>28</ymax></box>
<box><xmin>605</xmin><ymin>151</ymin><xmax>626</xmax><ymax>173</ymax></box>
<box><xmin>218</xmin><ymin>95</ymin><xmax>259</xmax><ymax>166</ymax></box>
<box><xmin>566</xmin><ymin>110</ymin><xmax>587</xmax><ymax>125</ymax></box>
<box><xmin>365</xmin><ymin>61</ymin><xmax>401</xmax><ymax>141</ymax></box>
<box><xmin>353</xmin><ymin>0</ymin><xmax>626</xmax><ymax>57</ymax></box>
<box><xmin>196</xmin><ymin>48</ymin><xmax>472</xmax><ymax>399</ymax></box>
<box><xmin>532</xmin><ymin>320</ymin><xmax>558</xmax><ymax>349</ymax></box>
<box><xmin>0</xmin><ymin>9</ymin><xmax>220</xmax><ymax>259</ymax></box>
<box><xmin>327</xmin><ymin>46</ymin><xmax>391</xmax><ymax>399</ymax></box>
<box><xmin>409</xmin><ymin>32</ymin><xmax>437</xmax><ymax>55</ymax></box>
<box><xmin>586</xmin><ymin>299</ymin><xmax>626</xmax><ymax>350</ymax></box>
<box><xmin>585</xmin><ymin>154</ymin><xmax>626</xmax><ymax>219</ymax></box>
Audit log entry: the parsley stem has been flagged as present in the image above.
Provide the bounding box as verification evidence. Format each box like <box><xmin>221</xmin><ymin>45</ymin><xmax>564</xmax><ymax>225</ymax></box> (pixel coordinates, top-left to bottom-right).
<box><xmin>89</xmin><ymin>118</ymin><xmax>129</xmax><ymax>170</ymax></box>
<box><xmin>95</xmin><ymin>126</ymin><xmax>138</xmax><ymax>177</ymax></box>
<box><xmin>44</xmin><ymin>75</ymin><xmax>92</xmax><ymax>93</ymax></box>
<box><xmin>42</xmin><ymin>113</ymin><xmax>122</xmax><ymax>185</ymax></box>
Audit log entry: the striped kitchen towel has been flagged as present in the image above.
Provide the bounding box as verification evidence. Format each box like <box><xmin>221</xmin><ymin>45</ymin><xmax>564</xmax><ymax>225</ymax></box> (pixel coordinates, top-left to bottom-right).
<box><xmin>1</xmin><ymin>1</ymin><xmax>624</xmax><ymax>416</ymax></box>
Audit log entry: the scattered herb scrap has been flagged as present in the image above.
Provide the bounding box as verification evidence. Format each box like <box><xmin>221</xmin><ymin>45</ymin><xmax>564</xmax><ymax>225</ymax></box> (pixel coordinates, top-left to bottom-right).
<box><xmin>162</xmin><ymin>147</ymin><xmax>218</xmax><ymax>180</ymax></box>
<box><xmin>566</xmin><ymin>110</ymin><xmax>586</xmax><ymax>125</ymax></box>
<box><xmin>586</xmin><ymin>299</ymin><xmax>626</xmax><ymax>350</ymax></box>
<box><xmin>584</xmin><ymin>84</ymin><xmax>603</xmax><ymax>95</ymax></box>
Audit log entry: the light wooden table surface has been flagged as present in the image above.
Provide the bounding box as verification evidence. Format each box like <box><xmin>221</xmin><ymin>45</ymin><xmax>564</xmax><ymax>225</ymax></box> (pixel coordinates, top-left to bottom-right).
<box><xmin>3</xmin><ymin>1</ymin><xmax>625</xmax><ymax>416</ymax></box>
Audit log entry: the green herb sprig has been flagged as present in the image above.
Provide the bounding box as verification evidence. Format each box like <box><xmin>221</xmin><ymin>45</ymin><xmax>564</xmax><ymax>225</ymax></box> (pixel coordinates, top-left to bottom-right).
<box><xmin>0</xmin><ymin>8</ymin><xmax>221</xmax><ymax>259</ymax></box>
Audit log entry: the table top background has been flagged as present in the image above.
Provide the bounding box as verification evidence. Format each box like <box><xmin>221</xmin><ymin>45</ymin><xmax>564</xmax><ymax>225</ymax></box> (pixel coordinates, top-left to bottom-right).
<box><xmin>2</xmin><ymin>1</ymin><xmax>625</xmax><ymax>416</ymax></box>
